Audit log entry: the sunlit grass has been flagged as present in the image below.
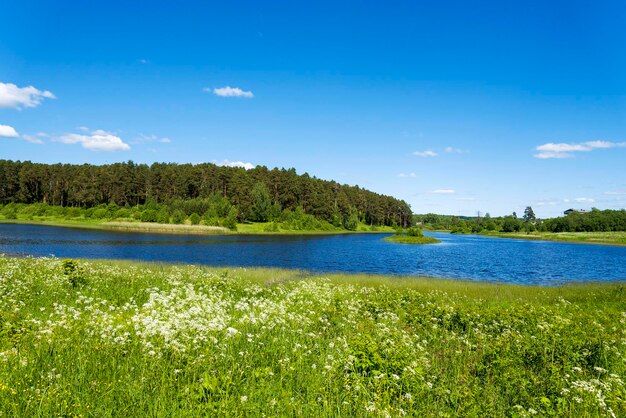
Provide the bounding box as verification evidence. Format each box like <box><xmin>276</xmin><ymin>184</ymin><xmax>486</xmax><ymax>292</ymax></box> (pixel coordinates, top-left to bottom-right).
<box><xmin>1</xmin><ymin>257</ymin><xmax>624</xmax><ymax>417</ymax></box>
<box><xmin>483</xmin><ymin>231</ymin><xmax>626</xmax><ymax>246</ymax></box>
<box><xmin>0</xmin><ymin>216</ymin><xmax>395</xmax><ymax>236</ymax></box>
<box><xmin>383</xmin><ymin>235</ymin><xmax>440</xmax><ymax>244</ymax></box>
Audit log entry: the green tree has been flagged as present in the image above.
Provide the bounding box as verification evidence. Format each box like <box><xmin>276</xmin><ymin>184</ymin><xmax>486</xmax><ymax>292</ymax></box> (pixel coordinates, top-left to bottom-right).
<box><xmin>251</xmin><ymin>182</ymin><xmax>272</xmax><ymax>222</ymax></box>
<box><xmin>344</xmin><ymin>208</ymin><xmax>359</xmax><ymax>231</ymax></box>
<box><xmin>222</xmin><ymin>206</ymin><xmax>239</xmax><ymax>231</ymax></box>
<box><xmin>523</xmin><ymin>206</ymin><xmax>536</xmax><ymax>223</ymax></box>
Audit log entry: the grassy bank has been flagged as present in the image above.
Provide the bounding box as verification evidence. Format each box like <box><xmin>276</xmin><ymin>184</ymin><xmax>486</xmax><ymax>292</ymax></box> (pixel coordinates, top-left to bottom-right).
<box><xmin>0</xmin><ymin>217</ymin><xmax>394</xmax><ymax>236</ymax></box>
<box><xmin>482</xmin><ymin>231</ymin><xmax>626</xmax><ymax>246</ymax></box>
<box><xmin>1</xmin><ymin>257</ymin><xmax>624</xmax><ymax>417</ymax></box>
<box><xmin>383</xmin><ymin>234</ymin><xmax>440</xmax><ymax>244</ymax></box>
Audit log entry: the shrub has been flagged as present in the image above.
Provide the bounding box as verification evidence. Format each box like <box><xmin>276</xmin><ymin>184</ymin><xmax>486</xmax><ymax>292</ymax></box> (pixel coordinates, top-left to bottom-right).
<box><xmin>156</xmin><ymin>208</ymin><xmax>170</xmax><ymax>224</ymax></box>
<box><xmin>62</xmin><ymin>259</ymin><xmax>87</xmax><ymax>288</ymax></box>
<box><xmin>406</xmin><ymin>227</ymin><xmax>423</xmax><ymax>237</ymax></box>
<box><xmin>140</xmin><ymin>210</ymin><xmax>158</xmax><ymax>223</ymax></box>
<box><xmin>91</xmin><ymin>208</ymin><xmax>109</xmax><ymax>219</ymax></box>
<box><xmin>172</xmin><ymin>210</ymin><xmax>186</xmax><ymax>225</ymax></box>
<box><xmin>190</xmin><ymin>213</ymin><xmax>201</xmax><ymax>225</ymax></box>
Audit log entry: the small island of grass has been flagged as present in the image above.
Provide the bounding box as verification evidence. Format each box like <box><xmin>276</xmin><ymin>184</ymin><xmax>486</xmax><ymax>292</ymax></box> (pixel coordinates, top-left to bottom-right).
<box><xmin>384</xmin><ymin>227</ymin><xmax>440</xmax><ymax>244</ymax></box>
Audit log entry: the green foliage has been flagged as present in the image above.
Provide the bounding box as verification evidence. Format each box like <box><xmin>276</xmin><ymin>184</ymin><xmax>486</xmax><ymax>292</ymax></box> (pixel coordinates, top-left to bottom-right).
<box><xmin>0</xmin><ymin>159</ymin><xmax>412</xmax><ymax>228</ymax></box>
<box><xmin>263</xmin><ymin>221</ymin><xmax>280</xmax><ymax>232</ymax></box>
<box><xmin>344</xmin><ymin>208</ymin><xmax>359</xmax><ymax>231</ymax></box>
<box><xmin>268</xmin><ymin>202</ymin><xmax>282</xmax><ymax>222</ymax></box>
<box><xmin>523</xmin><ymin>206</ymin><xmax>536</xmax><ymax>223</ymax></box>
<box><xmin>280</xmin><ymin>206</ymin><xmax>335</xmax><ymax>231</ymax></box>
<box><xmin>61</xmin><ymin>259</ymin><xmax>87</xmax><ymax>287</ymax></box>
<box><xmin>1</xmin><ymin>204</ymin><xmax>17</xmax><ymax>219</ymax></box>
<box><xmin>251</xmin><ymin>182</ymin><xmax>272</xmax><ymax>222</ymax></box>
<box><xmin>156</xmin><ymin>208</ymin><xmax>170</xmax><ymax>224</ymax></box>
<box><xmin>114</xmin><ymin>208</ymin><xmax>131</xmax><ymax>219</ymax></box>
<box><xmin>90</xmin><ymin>208</ymin><xmax>109</xmax><ymax>219</ymax></box>
<box><xmin>2</xmin><ymin>257</ymin><xmax>624</xmax><ymax>417</ymax></box>
<box><xmin>406</xmin><ymin>227</ymin><xmax>424</xmax><ymax>237</ymax></box>
<box><xmin>222</xmin><ymin>206</ymin><xmax>239</xmax><ymax>231</ymax></box>
<box><xmin>544</xmin><ymin>209</ymin><xmax>626</xmax><ymax>232</ymax></box>
<box><xmin>501</xmin><ymin>216</ymin><xmax>522</xmax><ymax>233</ymax></box>
<box><xmin>189</xmin><ymin>212</ymin><xmax>201</xmax><ymax>225</ymax></box>
<box><xmin>140</xmin><ymin>209</ymin><xmax>158</xmax><ymax>223</ymax></box>
<box><xmin>384</xmin><ymin>234</ymin><xmax>440</xmax><ymax>244</ymax></box>
<box><xmin>171</xmin><ymin>209</ymin><xmax>186</xmax><ymax>225</ymax></box>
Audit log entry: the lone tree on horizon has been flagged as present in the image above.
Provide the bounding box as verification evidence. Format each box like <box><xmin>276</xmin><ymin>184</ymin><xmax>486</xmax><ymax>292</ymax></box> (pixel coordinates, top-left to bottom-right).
<box><xmin>523</xmin><ymin>206</ymin><xmax>536</xmax><ymax>223</ymax></box>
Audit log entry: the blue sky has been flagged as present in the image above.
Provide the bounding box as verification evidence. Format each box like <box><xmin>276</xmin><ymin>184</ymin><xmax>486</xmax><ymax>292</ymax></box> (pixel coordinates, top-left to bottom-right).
<box><xmin>1</xmin><ymin>1</ymin><xmax>625</xmax><ymax>217</ymax></box>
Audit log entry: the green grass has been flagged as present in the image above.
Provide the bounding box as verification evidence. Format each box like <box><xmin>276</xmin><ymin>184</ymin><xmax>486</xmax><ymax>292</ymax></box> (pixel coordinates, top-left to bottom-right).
<box><xmin>483</xmin><ymin>231</ymin><xmax>626</xmax><ymax>246</ymax></box>
<box><xmin>236</xmin><ymin>221</ymin><xmax>396</xmax><ymax>235</ymax></box>
<box><xmin>383</xmin><ymin>234</ymin><xmax>440</xmax><ymax>244</ymax></box>
<box><xmin>0</xmin><ymin>216</ymin><xmax>394</xmax><ymax>236</ymax></box>
<box><xmin>1</xmin><ymin>257</ymin><xmax>625</xmax><ymax>417</ymax></box>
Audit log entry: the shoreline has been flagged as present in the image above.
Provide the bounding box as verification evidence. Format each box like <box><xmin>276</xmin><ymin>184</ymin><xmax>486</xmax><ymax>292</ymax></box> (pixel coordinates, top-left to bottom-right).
<box><xmin>479</xmin><ymin>231</ymin><xmax>626</xmax><ymax>247</ymax></box>
<box><xmin>421</xmin><ymin>229</ymin><xmax>626</xmax><ymax>247</ymax></box>
<box><xmin>0</xmin><ymin>218</ymin><xmax>396</xmax><ymax>236</ymax></box>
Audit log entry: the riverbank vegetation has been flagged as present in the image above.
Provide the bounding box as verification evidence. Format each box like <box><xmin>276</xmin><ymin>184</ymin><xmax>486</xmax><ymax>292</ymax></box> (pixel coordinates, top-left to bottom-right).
<box><xmin>0</xmin><ymin>257</ymin><xmax>624</xmax><ymax>417</ymax></box>
<box><xmin>482</xmin><ymin>231</ymin><xmax>626</xmax><ymax>246</ymax></box>
<box><xmin>384</xmin><ymin>227</ymin><xmax>440</xmax><ymax>244</ymax></box>
<box><xmin>0</xmin><ymin>160</ymin><xmax>412</xmax><ymax>230</ymax></box>
<box><xmin>0</xmin><ymin>202</ymin><xmax>392</xmax><ymax>235</ymax></box>
<box><xmin>415</xmin><ymin>209</ymin><xmax>626</xmax><ymax>245</ymax></box>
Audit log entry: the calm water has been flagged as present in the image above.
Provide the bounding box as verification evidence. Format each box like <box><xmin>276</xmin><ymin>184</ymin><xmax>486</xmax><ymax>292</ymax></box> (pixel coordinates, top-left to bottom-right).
<box><xmin>1</xmin><ymin>224</ymin><xmax>625</xmax><ymax>285</ymax></box>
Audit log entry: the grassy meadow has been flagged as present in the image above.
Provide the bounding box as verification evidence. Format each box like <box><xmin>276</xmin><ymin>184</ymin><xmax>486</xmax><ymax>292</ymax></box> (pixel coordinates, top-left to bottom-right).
<box><xmin>0</xmin><ymin>257</ymin><xmax>625</xmax><ymax>417</ymax></box>
<box><xmin>0</xmin><ymin>215</ymin><xmax>393</xmax><ymax>236</ymax></box>
<box><xmin>482</xmin><ymin>231</ymin><xmax>626</xmax><ymax>246</ymax></box>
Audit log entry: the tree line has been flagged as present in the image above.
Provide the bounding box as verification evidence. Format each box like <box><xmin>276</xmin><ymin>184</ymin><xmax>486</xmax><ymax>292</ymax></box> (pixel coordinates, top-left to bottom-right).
<box><xmin>415</xmin><ymin>207</ymin><xmax>626</xmax><ymax>233</ymax></box>
<box><xmin>0</xmin><ymin>160</ymin><xmax>413</xmax><ymax>229</ymax></box>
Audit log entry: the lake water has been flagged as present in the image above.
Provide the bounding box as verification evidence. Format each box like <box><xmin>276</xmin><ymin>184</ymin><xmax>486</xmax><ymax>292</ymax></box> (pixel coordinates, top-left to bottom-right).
<box><xmin>1</xmin><ymin>223</ymin><xmax>625</xmax><ymax>285</ymax></box>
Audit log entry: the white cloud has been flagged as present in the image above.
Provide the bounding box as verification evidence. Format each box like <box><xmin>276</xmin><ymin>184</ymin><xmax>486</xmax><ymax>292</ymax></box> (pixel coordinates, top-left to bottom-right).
<box><xmin>57</xmin><ymin>129</ymin><xmax>130</xmax><ymax>151</ymax></box>
<box><xmin>432</xmin><ymin>189</ymin><xmax>456</xmax><ymax>194</ymax></box>
<box><xmin>534</xmin><ymin>141</ymin><xmax>626</xmax><ymax>159</ymax></box>
<box><xmin>444</xmin><ymin>146</ymin><xmax>466</xmax><ymax>154</ymax></box>
<box><xmin>605</xmin><ymin>190</ymin><xmax>626</xmax><ymax>195</ymax></box>
<box><xmin>0</xmin><ymin>82</ymin><xmax>56</xmax><ymax>109</ymax></box>
<box><xmin>214</xmin><ymin>160</ymin><xmax>255</xmax><ymax>170</ymax></box>
<box><xmin>207</xmin><ymin>86</ymin><xmax>254</xmax><ymax>98</ymax></box>
<box><xmin>574</xmin><ymin>197</ymin><xmax>595</xmax><ymax>203</ymax></box>
<box><xmin>0</xmin><ymin>124</ymin><xmax>19</xmax><ymax>138</ymax></box>
<box><xmin>0</xmin><ymin>125</ymin><xmax>44</xmax><ymax>144</ymax></box>
<box><xmin>398</xmin><ymin>172</ymin><xmax>416</xmax><ymax>178</ymax></box>
<box><xmin>20</xmin><ymin>134</ymin><xmax>44</xmax><ymax>144</ymax></box>
<box><xmin>134</xmin><ymin>134</ymin><xmax>172</xmax><ymax>144</ymax></box>
<box><xmin>413</xmin><ymin>150</ymin><xmax>438</xmax><ymax>157</ymax></box>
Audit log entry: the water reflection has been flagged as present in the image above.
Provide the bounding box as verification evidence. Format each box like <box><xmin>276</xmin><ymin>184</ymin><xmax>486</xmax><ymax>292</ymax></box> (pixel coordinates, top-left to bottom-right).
<box><xmin>1</xmin><ymin>224</ymin><xmax>625</xmax><ymax>285</ymax></box>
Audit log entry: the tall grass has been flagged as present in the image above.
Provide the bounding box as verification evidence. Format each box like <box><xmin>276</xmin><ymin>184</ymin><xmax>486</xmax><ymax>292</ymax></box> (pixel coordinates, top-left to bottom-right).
<box><xmin>0</xmin><ymin>257</ymin><xmax>624</xmax><ymax>416</ymax></box>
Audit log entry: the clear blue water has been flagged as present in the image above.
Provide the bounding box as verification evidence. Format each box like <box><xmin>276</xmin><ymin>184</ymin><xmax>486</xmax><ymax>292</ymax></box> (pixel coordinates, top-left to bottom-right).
<box><xmin>1</xmin><ymin>224</ymin><xmax>625</xmax><ymax>285</ymax></box>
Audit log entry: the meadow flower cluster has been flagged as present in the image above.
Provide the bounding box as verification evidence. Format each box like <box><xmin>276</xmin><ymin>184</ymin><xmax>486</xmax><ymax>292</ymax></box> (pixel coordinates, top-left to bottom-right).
<box><xmin>0</xmin><ymin>256</ymin><xmax>624</xmax><ymax>416</ymax></box>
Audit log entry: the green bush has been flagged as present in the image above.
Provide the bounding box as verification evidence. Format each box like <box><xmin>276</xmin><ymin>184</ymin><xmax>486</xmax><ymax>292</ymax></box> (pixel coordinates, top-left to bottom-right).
<box><xmin>156</xmin><ymin>208</ymin><xmax>170</xmax><ymax>224</ymax></box>
<box><xmin>140</xmin><ymin>210</ymin><xmax>158</xmax><ymax>223</ymax></box>
<box><xmin>171</xmin><ymin>209</ymin><xmax>186</xmax><ymax>225</ymax></box>
<box><xmin>190</xmin><ymin>213</ymin><xmax>201</xmax><ymax>225</ymax></box>
<box><xmin>406</xmin><ymin>227</ymin><xmax>423</xmax><ymax>237</ymax></box>
<box><xmin>91</xmin><ymin>208</ymin><xmax>109</xmax><ymax>219</ymax></box>
<box><xmin>114</xmin><ymin>208</ymin><xmax>131</xmax><ymax>219</ymax></box>
<box><xmin>61</xmin><ymin>259</ymin><xmax>87</xmax><ymax>287</ymax></box>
